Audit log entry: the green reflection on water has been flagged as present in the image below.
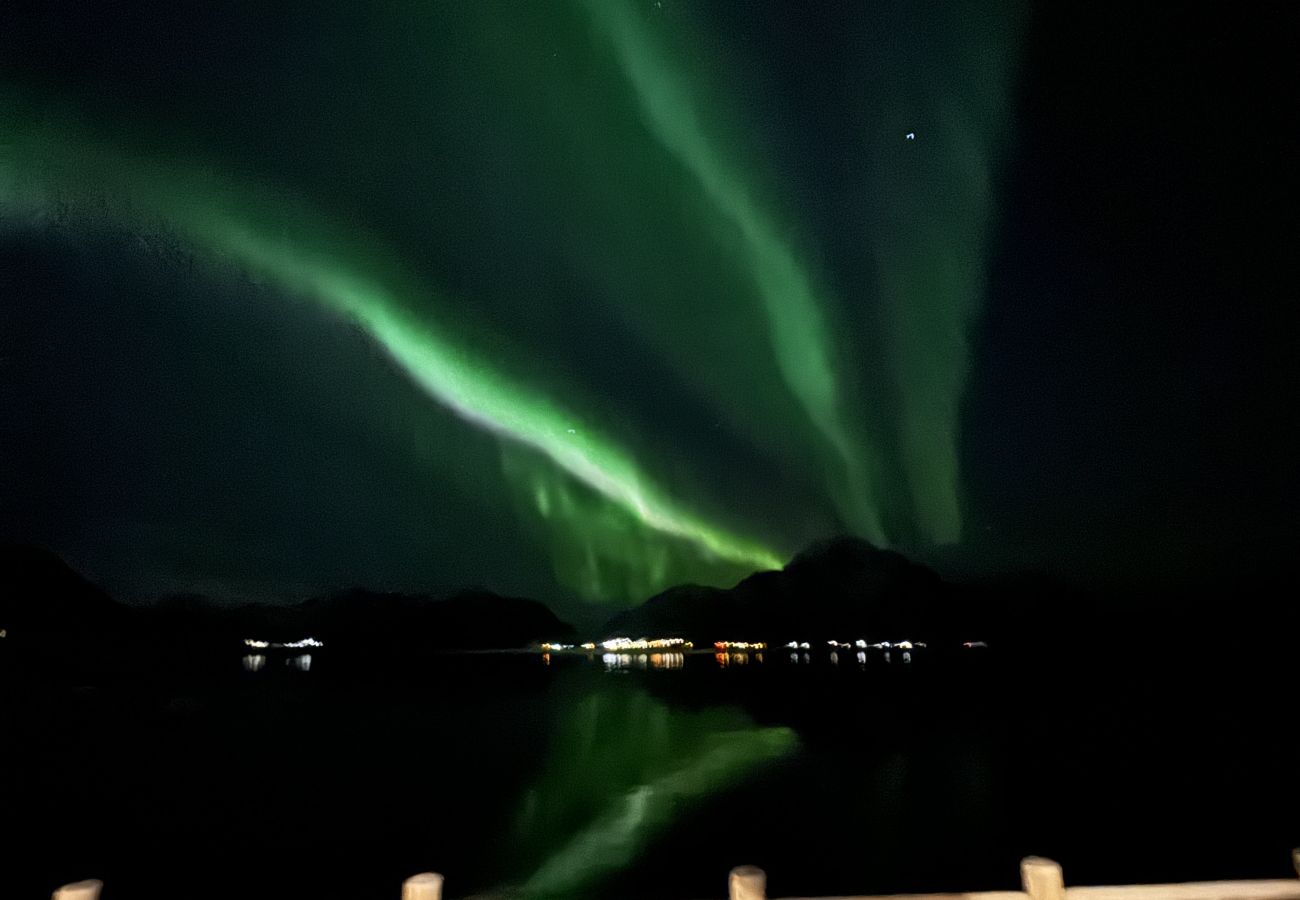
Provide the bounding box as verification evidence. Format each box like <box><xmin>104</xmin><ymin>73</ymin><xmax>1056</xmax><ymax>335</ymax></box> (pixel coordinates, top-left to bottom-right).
<box><xmin>500</xmin><ymin>673</ymin><xmax>797</xmax><ymax>898</ymax></box>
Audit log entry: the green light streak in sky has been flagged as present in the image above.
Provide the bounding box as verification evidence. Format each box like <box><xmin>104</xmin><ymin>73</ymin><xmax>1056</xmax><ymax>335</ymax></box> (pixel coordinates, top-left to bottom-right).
<box><xmin>500</xmin><ymin>445</ymin><xmax>765</xmax><ymax>602</ymax></box>
<box><xmin>0</xmin><ymin>0</ymin><xmax>1027</xmax><ymax>596</ymax></box>
<box><xmin>0</xmin><ymin>110</ymin><xmax>785</xmax><ymax>579</ymax></box>
<box><xmin>856</xmin><ymin>1</ymin><xmax>1026</xmax><ymax>545</ymax></box>
<box><xmin>581</xmin><ymin>0</ymin><xmax>885</xmax><ymax>542</ymax></box>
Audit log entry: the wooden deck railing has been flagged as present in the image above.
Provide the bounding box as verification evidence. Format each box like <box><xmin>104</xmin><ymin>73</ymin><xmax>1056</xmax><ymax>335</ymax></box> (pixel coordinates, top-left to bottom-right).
<box><xmin>49</xmin><ymin>852</ymin><xmax>1300</xmax><ymax>900</ymax></box>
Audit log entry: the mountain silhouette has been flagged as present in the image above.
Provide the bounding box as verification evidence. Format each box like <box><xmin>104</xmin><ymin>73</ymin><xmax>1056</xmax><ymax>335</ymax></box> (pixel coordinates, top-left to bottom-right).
<box><xmin>0</xmin><ymin>546</ymin><xmax>573</xmax><ymax>672</ymax></box>
<box><xmin>602</xmin><ymin>536</ymin><xmax>957</xmax><ymax>644</ymax></box>
<box><xmin>0</xmin><ymin>544</ymin><xmax>125</xmax><ymax>633</ymax></box>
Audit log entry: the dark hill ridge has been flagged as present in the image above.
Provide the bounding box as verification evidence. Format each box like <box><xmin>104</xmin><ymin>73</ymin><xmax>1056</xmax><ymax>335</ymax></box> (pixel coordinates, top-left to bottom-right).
<box><xmin>0</xmin><ymin>545</ymin><xmax>572</xmax><ymax>664</ymax></box>
<box><xmin>297</xmin><ymin>587</ymin><xmax>574</xmax><ymax>654</ymax></box>
<box><xmin>601</xmin><ymin>538</ymin><xmax>1300</xmax><ymax>655</ymax></box>
<box><xmin>11</xmin><ymin>539</ymin><xmax>1274</xmax><ymax>669</ymax></box>
<box><xmin>0</xmin><ymin>544</ymin><xmax>125</xmax><ymax>632</ymax></box>
<box><xmin>601</xmin><ymin>536</ymin><xmax>959</xmax><ymax>645</ymax></box>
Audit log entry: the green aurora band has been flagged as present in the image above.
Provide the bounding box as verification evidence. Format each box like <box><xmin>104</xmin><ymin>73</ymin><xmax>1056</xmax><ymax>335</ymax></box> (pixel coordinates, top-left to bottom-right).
<box><xmin>0</xmin><ymin>110</ymin><xmax>785</xmax><ymax>580</ymax></box>
<box><xmin>857</xmin><ymin>4</ymin><xmax>1026</xmax><ymax>543</ymax></box>
<box><xmin>580</xmin><ymin>0</ymin><xmax>884</xmax><ymax>541</ymax></box>
<box><xmin>0</xmin><ymin>0</ymin><xmax>1024</xmax><ymax>601</ymax></box>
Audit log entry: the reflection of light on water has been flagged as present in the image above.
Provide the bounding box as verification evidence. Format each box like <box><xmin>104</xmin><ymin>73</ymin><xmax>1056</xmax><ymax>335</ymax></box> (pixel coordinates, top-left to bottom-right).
<box><xmin>542</xmin><ymin>652</ymin><xmax>552</xmax><ymax>666</ymax></box>
<box><xmin>903</xmin><ymin>650</ymin><xmax>912</xmax><ymax>664</ymax></box>
<box><xmin>287</xmin><ymin>654</ymin><xmax>312</xmax><ymax>671</ymax></box>
<box><xmin>602</xmin><ymin>653</ymin><xmax>648</xmax><ymax>670</ymax></box>
<box><xmin>829</xmin><ymin>651</ymin><xmax>839</xmax><ymax>666</ymax></box>
<box><xmin>789</xmin><ymin>652</ymin><xmax>799</xmax><ymax>664</ymax></box>
<box><xmin>603</xmin><ymin>652</ymin><xmax>686</xmax><ymax>671</ymax></box>
<box><xmin>242</xmin><ymin>654</ymin><xmax>266</xmax><ymax>672</ymax></box>
<box><xmin>514</xmin><ymin>685</ymin><xmax>798</xmax><ymax>899</ymax></box>
<box><xmin>856</xmin><ymin>650</ymin><xmax>867</xmax><ymax>666</ymax></box>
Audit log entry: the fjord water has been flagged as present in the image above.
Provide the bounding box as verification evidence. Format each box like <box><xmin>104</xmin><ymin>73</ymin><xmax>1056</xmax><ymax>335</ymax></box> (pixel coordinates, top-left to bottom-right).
<box><xmin>2</xmin><ymin>647</ymin><xmax>1295</xmax><ymax>900</ymax></box>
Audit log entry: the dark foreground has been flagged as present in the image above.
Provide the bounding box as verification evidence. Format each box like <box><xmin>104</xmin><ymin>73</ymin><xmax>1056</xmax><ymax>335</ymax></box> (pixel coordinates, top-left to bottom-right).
<box><xmin>2</xmin><ymin>640</ymin><xmax>1296</xmax><ymax>900</ymax></box>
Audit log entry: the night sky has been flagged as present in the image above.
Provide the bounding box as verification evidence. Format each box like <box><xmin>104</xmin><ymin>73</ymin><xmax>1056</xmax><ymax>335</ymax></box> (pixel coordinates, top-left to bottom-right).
<box><xmin>1</xmin><ymin>1</ymin><xmax>1293</xmax><ymax>613</ymax></box>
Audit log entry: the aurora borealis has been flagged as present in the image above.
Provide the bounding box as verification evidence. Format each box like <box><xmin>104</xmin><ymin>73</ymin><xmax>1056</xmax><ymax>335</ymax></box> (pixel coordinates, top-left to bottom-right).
<box><xmin>2</xmin><ymin>0</ymin><xmax>1292</xmax><ymax>607</ymax></box>
<box><xmin>0</xmin><ymin>91</ymin><xmax>789</xmax><ymax>596</ymax></box>
<box><xmin>2</xmin><ymin>3</ymin><xmax>1296</xmax><ymax>898</ymax></box>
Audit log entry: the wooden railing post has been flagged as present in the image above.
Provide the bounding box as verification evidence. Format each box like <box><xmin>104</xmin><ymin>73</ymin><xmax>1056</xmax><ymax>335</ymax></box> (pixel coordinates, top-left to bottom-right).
<box><xmin>51</xmin><ymin>880</ymin><xmax>102</xmax><ymax>900</ymax></box>
<box><xmin>1022</xmin><ymin>857</ymin><xmax>1067</xmax><ymax>900</ymax></box>
<box><xmin>402</xmin><ymin>872</ymin><xmax>444</xmax><ymax>900</ymax></box>
<box><xmin>1292</xmin><ymin>848</ymin><xmax>1299</xmax><ymax>879</ymax></box>
<box><xmin>730</xmin><ymin>865</ymin><xmax>767</xmax><ymax>900</ymax></box>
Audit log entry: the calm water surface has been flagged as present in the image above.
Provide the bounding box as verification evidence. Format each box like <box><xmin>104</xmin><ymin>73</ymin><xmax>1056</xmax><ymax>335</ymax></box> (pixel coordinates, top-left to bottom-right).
<box><xmin>2</xmin><ymin>646</ymin><xmax>1295</xmax><ymax>899</ymax></box>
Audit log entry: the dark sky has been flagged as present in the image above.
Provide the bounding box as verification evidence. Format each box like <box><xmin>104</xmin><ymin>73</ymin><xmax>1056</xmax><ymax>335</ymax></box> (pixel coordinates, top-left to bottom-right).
<box><xmin>1</xmin><ymin>0</ymin><xmax>1294</xmax><ymax>612</ymax></box>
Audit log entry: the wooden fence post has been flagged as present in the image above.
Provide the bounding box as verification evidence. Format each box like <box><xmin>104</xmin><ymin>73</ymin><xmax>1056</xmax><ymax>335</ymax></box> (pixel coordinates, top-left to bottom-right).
<box><xmin>730</xmin><ymin>865</ymin><xmax>767</xmax><ymax>900</ymax></box>
<box><xmin>51</xmin><ymin>880</ymin><xmax>102</xmax><ymax>900</ymax></box>
<box><xmin>402</xmin><ymin>872</ymin><xmax>444</xmax><ymax>900</ymax></box>
<box><xmin>1022</xmin><ymin>857</ymin><xmax>1067</xmax><ymax>900</ymax></box>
